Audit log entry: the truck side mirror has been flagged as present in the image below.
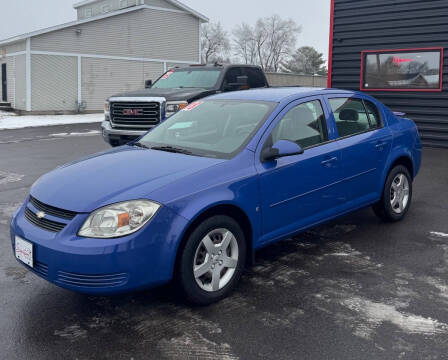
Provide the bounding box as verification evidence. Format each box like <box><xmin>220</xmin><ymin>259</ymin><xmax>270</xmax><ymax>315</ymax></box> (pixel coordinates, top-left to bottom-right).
<box><xmin>145</xmin><ymin>79</ymin><xmax>153</xmax><ymax>88</ymax></box>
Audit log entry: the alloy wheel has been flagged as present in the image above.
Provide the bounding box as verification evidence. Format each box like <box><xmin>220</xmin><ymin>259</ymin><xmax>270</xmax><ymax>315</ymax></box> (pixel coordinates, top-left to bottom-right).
<box><xmin>193</xmin><ymin>228</ymin><xmax>239</xmax><ymax>292</ymax></box>
<box><xmin>390</xmin><ymin>173</ymin><xmax>410</xmax><ymax>214</ymax></box>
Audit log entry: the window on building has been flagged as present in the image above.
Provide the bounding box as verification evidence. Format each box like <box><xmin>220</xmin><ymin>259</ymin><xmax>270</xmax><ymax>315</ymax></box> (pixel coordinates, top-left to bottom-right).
<box><xmin>271</xmin><ymin>100</ymin><xmax>328</xmax><ymax>149</ymax></box>
<box><xmin>85</xmin><ymin>8</ymin><xmax>93</xmax><ymax>17</ymax></box>
<box><xmin>102</xmin><ymin>5</ymin><xmax>110</xmax><ymax>13</ymax></box>
<box><xmin>330</xmin><ymin>98</ymin><xmax>373</xmax><ymax>138</ymax></box>
<box><xmin>361</xmin><ymin>48</ymin><xmax>443</xmax><ymax>91</ymax></box>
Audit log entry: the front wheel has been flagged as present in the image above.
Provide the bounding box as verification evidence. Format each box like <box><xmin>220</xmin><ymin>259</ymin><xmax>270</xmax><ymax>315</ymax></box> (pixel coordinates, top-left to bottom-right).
<box><xmin>373</xmin><ymin>165</ymin><xmax>412</xmax><ymax>222</ymax></box>
<box><xmin>177</xmin><ymin>215</ymin><xmax>246</xmax><ymax>305</ymax></box>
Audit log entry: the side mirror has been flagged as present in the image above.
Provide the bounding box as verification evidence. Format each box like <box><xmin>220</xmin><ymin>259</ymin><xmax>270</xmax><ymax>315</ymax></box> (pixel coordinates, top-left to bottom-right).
<box><xmin>145</xmin><ymin>79</ymin><xmax>153</xmax><ymax>88</ymax></box>
<box><xmin>261</xmin><ymin>140</ymin><xmax>304</xmax><ymax>162</ymax></box>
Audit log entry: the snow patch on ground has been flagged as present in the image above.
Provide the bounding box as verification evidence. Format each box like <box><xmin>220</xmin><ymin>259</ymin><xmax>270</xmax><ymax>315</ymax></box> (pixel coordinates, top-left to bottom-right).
<box><xmin>54</xmin><ymin>324</ymin><xmax>88</xmax><ymax>341</ymax></box>
<box><xmin>0</xmin><ymin>171</ymin><xmax>24</xmax><ymax>185</ymax></box>
<box><xmin>157</xmin><ymin>332</ymin><xmax>238</xmax><ymax>360</ymax></box>
<box><xmin>429</xmin><ymin>231</ymin><xmax>448</xmax><ymax>239</ymax></box>
<box><xmin>0</xmin><ymin>113</ymin><xmax>103</xmax><ymax>130</ymax></box>
<box><xmin>50</xmin><ymin>130</ymin><xmax>101</xmax><ymax>137</ymax></box>
<box><xmin>343</xmin><ymin>297</ymin><xmax>448</xmax><ymax>337</ymax></box>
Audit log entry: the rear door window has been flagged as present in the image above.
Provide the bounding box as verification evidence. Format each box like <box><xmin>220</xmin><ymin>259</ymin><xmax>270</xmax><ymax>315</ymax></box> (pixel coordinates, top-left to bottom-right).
<box><xmin>244</xmin><ymin>67</ymin><xmax>267</xmax><ymax>88</ymax></box>
<box><xmin>223</xmin><ymin>68</ymin><xmax>243</xmax><ymax>87</ymax></box>
<box><xmin>329</xmin><ymin>98</ymin><xmax>372</xmax><ymax>138</ymax></box>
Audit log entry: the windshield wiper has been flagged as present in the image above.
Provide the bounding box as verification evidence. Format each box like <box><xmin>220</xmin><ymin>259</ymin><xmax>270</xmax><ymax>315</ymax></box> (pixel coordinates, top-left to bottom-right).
<box><xmin>133</xmin><ymin>142</ymin><xmax>150</xmax><ymax>149</ymax></box>
<box><xmin>151</xmin><ymin>145</ymin><xmax>194</xmax><ymax>155</ymax></box>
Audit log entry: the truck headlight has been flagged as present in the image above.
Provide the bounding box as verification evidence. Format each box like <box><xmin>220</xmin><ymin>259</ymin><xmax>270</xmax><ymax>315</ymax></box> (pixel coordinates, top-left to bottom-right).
<box><xmin>104</xmin><ymin>101</ymin><xmax>110</xmax><ymax>117</ymax></box>
<box><xmin>166</xmin><ymin>101</ymin><xmax>188</xmax><ymax>117</ymax></box>
<box><xmin>78</xmin><ymin>200</ymin><xmax>161</xmax><ymax>238</ymax></box>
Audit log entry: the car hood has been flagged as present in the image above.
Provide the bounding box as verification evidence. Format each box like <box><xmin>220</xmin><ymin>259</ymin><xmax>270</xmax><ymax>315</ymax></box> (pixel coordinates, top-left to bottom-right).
<box><xmin>30</xmin><ymin>146</ymin><xmax>224</xmax><ymax>213</ymax></box>
<box><xmin>110</xmin><ymin>88</ymin><xmax>216</xmax><ymax>102</ymax></box>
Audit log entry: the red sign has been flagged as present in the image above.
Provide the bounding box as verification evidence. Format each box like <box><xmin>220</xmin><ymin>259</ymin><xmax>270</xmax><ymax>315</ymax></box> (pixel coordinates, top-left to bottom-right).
<box><xmin>182</xmin><ymin>101</ymin><xmax>203</xmax><ymax>111</ymax></box>
<box><xmin>161</xmin><ymin>70</ymin><xmax>175</xmax><ymax>80</ymax></box>
<box><xmin>123</xmin><ymin>109</ymin><xmax>143</xmax><ymax>116</ymax></box>
<box><xmin>393</xmin><ymin>56</ymin><xmax>414</xmax><ymax>65</ymax></box>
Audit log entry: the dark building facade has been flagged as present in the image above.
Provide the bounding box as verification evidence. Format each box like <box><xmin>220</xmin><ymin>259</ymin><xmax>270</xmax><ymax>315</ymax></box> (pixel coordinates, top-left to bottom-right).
<box><xmin>328</xmin><ymin>0</ymin><xmax>448</xmax><ymax>148</ymax></box>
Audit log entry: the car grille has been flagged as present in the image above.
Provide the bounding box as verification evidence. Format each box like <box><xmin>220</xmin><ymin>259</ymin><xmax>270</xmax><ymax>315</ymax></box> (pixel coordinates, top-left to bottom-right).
<box><xmin>29</xmin><ymin>196</ymin><xmax>77</xmax><ymax>220</ymax></box>
<box><xmin>110</xmin><ymin>101</ymin><xmax>162</xmax><ymax>129</ymax></box>
<box><xmin>56</xmin><ymin>271</ymin><xmax>129</xmax><ymax>288</ymax></box>
<box><xmin>24</xmin><ymin>207</ymin><xmax>68</xmax><ymax>233</ymax></box>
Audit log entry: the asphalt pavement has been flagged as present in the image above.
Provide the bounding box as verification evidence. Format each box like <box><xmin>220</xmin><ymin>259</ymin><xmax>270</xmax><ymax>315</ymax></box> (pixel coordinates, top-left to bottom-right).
<box><xmin>1</xmin><ymin>123</ymin><xmax>448</xmax><ymax>360</ymax></box>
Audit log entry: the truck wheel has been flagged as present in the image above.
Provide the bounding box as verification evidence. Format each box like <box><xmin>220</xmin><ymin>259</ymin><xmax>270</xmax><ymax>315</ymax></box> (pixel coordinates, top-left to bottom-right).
<box><xmin>373</xmin><ymin>165</ymin><xmax>412</xmax><ymax>222</ymax></box>
<box><xmin>177</xmin><ymin>215</ymin><xmax>246</xmax><ymax>305</ymax></box>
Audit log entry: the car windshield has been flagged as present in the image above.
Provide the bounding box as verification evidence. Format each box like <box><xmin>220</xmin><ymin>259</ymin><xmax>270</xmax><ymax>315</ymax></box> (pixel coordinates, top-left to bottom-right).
<box><xmin>152</xmin><ymin>69</ymin><xmax>222</xmax><ymax>89</ymax></box>
<box><xmin>137</xmin><ymin>100</ymin><xmax>276</xmax><ymax>159</ymax></box>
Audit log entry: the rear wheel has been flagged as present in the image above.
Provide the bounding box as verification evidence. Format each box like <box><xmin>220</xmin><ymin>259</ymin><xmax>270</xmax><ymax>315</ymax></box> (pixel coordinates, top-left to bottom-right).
<box><xmin>373</xmin><ymin>165</ymin><xmax>412</xmax><ymax>222</ymax></box>
<box><xmin>177</xmin><ymin>215</ymin><xmax>246</xmax><ymax>305</ymax></box>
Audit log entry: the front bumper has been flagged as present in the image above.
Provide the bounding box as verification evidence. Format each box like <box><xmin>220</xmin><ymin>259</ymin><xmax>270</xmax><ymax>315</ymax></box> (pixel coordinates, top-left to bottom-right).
<box><xmin>101</xmin><ymin>121</ymin><xmax>149</xmax><ymax>147</ymax></box>
<box><xmin>10</xmin><ymin>200</ymin><xmax>189</xmax><ymax>295</ymax></box>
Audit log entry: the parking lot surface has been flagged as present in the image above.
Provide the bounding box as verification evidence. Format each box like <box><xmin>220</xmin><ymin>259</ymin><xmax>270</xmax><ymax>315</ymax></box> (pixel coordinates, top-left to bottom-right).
<box><xmin>1</xmin><ymin>123</ymin><xmax>448</xmax><ymax>360</ymax></box>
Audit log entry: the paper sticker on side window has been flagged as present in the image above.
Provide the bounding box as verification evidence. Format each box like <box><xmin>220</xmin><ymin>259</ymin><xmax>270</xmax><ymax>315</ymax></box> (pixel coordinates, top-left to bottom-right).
<box><xmin>182</xmin><ymin>101</ymin><xmax>203</xmax><ymax>111</ymax></box>
<box><xmin>161</xmin><ymin>70</ymin><xmax>174</xmax><ymax>80</ymax></box>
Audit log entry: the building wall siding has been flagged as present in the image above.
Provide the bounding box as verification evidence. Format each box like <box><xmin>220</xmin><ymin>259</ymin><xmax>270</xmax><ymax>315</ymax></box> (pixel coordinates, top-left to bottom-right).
<box><xmin>15</xmin><ymin>55</ymin><xmax>27</xmax><ymax>110</ymax></box>
<box><xmin>6</xmin><ymin>57</ymin><xmax>16</xmax><ymax>108</ymax></box>
<box><xmin>77</xmin><ymin>0</ymin><xmax>144</xmax><ymax>20</ymax></box>
<box><xmin>31</xmin><ymin>8</ymin><xmax>200</xmax><ymax>62</ymax></box>
<box><xmin>2</xmin><ymin>41</ymin><xmax>26</xmax><ymax>55</ymax></box>
<box><xmin>31</xmin><ymin>55</ymin><xmax>78</xmax><ymax>111</ymax></box>
<box><xmin>144</xmin><ymin>0</ymin><xmax>180</xmax><ymax>10</ymax></box>
<box><xmin>330</xmin><ymin>0</ymin><xmax>448</xmax><ymax>148</ymax></box>
<box><xmin>81</xmin><ymin>57</ymin><xmax>163</xmax><ymax>110</ymax></box>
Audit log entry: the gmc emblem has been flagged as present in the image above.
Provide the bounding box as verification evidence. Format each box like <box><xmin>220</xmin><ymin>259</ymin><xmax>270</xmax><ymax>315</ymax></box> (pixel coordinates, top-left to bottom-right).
<box><xmin>123</xmin><ymin>108</ymin><xmax>143</xmax><ymax>116</ymax></box>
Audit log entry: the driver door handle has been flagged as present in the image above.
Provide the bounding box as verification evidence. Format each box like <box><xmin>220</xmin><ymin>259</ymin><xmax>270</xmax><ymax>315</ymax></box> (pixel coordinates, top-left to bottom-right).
<box><xmin>321</xmin><ymin>156</ymin><xmax>338</xmax><ymax>167</ymax></box>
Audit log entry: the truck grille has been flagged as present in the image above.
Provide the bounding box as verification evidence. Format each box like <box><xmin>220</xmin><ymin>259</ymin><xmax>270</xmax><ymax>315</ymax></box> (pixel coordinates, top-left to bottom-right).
<box><xmin>110</xmin><ymin>101</ymin><xmax>162</xmax><ymax>129</ymax></box>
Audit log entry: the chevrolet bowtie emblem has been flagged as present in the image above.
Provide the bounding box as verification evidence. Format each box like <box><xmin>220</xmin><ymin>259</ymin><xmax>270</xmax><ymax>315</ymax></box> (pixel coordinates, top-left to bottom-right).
<box><xmin>36</xmin><ymin>211</ymin><xmax>46</xmax><ymax>219</ymax></box>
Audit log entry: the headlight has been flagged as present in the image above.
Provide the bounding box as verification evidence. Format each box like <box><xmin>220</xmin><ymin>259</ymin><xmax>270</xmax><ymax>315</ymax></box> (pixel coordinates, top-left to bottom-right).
<box><xmin>104</xmin><ymin>101</ymin><xmax>110</xmax><ymax>116</ymax></box>
<box><xmin>166</xmin><ymin>101</ymin><xmax>188</xmax><ymax>116</ymax></box>
<box><xmin>78</xmin><ymin>200</ymin><xmax>161</xmax><ymax>239</ymax></box>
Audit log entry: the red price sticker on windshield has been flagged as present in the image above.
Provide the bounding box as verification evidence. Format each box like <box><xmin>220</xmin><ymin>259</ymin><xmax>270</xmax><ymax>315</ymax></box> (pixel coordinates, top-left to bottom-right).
<box><xmin>161</xmin><ymin>70</ymin><xmax>174</xmax><ymax>80</ymax></box>
<box><xmin>183</xmin><ymin>101</ymin><xmax>203</xmax><ymax>111</ymax></box>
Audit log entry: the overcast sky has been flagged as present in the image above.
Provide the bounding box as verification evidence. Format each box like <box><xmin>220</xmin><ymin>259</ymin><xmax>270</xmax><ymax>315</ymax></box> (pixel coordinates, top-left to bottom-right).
<box><xmin>0</xmin><ymin>0</ymin><xmax>331</xmax><ymax>59</ymax></box>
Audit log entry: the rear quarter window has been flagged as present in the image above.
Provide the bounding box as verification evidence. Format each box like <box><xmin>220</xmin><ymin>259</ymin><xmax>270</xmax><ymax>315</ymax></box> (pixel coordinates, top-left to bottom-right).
<box><xmin>364</xmin><ymin>100</ymin><xmax>382</xmax><ymax>128</ymax></box>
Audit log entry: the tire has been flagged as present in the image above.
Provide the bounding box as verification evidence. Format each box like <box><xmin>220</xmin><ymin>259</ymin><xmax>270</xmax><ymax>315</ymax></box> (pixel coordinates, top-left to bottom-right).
<box><xmin>373</xmin><ymin>165</ymin><xmax>413</xmax><ymax>222</ymax></box>
<box><xmin>177</xmin><ymin>215</ymin><xmax>247</xmax><ymax>305</ymax></box>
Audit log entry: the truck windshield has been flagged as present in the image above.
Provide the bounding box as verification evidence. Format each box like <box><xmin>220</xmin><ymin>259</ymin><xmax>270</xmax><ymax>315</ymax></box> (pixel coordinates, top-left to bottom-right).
<box><xmin>137</xmin><ymin>100</ymin><xmax>276</xmax><ymax>159</ymax></box>
<box><xmin>152</xmin><ymin>69</ymin><xmax>221</xmax><ymax>89</ymax></box>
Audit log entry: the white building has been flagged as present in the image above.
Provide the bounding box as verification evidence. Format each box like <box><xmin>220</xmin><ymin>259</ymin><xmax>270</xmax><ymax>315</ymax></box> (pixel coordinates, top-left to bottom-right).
<box><xmin>0</xmin><ymin>0</ymin><xmax>207</xmax><ymax>113</ymax></box>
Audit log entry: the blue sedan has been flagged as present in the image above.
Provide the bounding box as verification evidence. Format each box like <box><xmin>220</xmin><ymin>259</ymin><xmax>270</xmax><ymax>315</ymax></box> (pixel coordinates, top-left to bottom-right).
<box><xmin>10</xmin><ymin>87</ymin><xmax>421</xmax><ymax>304</ymax></box>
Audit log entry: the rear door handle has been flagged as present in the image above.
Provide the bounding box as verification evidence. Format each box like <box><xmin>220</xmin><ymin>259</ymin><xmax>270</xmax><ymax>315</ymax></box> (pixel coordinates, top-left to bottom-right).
<box><xmin>321</xmin><ymin>157</ymin><xmax>338</xmax><ymax>167</ymax></box>
<box><xmin>375</xmin><ymin>141</ymin><xmax>386</xmax><ymax>150</ymax></box>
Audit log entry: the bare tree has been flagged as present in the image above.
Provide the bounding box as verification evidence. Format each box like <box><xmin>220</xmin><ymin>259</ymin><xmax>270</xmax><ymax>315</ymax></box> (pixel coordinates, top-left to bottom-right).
<box><xmin>282</xmin><ymin>46</ymin><xmax>327</xmax><ymax>75</ymax></box>
<box><xmin>233</xmin><ymin>23</ymin><xmax>257</xmax><ymax>65</ymax></box>
<box><xmin>232</xmin><ymin>15</ymin><xmax>301</xmax><ymax>72</ymax></box>
<box><xmin>201</xmin><ymin>22</ymin><xmax>231</xmax><ymax>64</ymax></box>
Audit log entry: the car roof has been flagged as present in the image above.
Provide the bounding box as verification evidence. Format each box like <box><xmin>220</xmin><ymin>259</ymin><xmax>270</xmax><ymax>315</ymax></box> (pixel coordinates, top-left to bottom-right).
<box><xmin>208</xmin><ymin>87</ymin><xmax>358</xmax><ymax>103</ymax></box>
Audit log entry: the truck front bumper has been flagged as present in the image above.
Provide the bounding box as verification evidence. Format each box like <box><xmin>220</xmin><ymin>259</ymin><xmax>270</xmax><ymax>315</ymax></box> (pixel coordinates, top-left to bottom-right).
<box><xmin>101</xmin><ymin>121</ymin><xmax>150</xmax><ymax>147</ymax></box>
